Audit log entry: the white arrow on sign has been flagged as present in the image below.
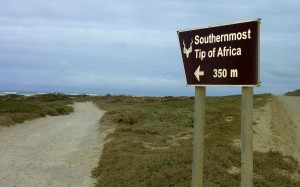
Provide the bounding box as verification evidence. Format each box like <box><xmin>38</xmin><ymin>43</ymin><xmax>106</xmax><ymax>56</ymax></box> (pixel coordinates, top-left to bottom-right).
<box><xmin>194</xmin><ymin>65</ymin><xmax>204</xmax><ymax>82</ymax></box>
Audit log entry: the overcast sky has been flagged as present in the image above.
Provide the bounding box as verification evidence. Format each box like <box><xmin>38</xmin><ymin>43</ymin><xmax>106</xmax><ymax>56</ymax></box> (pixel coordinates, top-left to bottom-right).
<box><xmin>0</xmin><ymin>0</ymin><xmax>299</xmax><ymax>96</ymax></box>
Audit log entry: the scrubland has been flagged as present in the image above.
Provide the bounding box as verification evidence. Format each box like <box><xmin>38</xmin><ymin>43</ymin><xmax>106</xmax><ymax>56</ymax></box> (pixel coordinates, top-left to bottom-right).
<box><xmin>91</xmin><ymin>94</ymin><xmax>300</xmax><ymax>187</ymax></box>
<box><xmin>0</xmin><ymin>93</ymin><xmax>73</xmax><ymax>127</ymax></box>
<box><xmin>1</xmin><ymin>93</ymin><xmax>299</xmax><ymax>186</ymax></box>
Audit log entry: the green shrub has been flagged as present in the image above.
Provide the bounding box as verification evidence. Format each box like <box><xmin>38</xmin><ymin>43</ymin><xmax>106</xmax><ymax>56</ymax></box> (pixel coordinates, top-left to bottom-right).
<box><xmin>43</xmin><ymin>107</ymin><xmax>59</xmax><ymax>116</ymax></box>
<box><xmin>0</xmin><ymin>94</ymin><xmax>74</xmax><ymax>126</ymax></box>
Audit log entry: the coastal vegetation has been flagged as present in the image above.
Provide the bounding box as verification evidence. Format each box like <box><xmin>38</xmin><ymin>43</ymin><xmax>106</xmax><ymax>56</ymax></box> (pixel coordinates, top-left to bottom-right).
<box><xmin>92</xmin><ymin>94</ymin><xmax>300</xmax><ymax>186</ymax></box>
<box><xmin>0</xmin><ymin>93</ymin><xmax>73</xmax><ymax>126</ymax></box>
<box><xmin>1</xmin><ymin>93</ymin><xmax>299</xmax><ymax>186</ymax></box>
<box><xmin>285</xmin><ymin>89</ymin><xmax>300</xmax><ymax>96</ymax></box>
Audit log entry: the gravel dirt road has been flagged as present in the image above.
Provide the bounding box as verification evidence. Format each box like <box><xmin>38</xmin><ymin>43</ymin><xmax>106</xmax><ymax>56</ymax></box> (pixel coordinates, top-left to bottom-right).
<box><xmin>254</xmin><ymin>96</ymin><xmax>300</xmax><ymax>161</ymax></box>
<box><xmin>0</xmin><ymin>102</ymin><xmax>105</xmax><ymax>187</ymax></box>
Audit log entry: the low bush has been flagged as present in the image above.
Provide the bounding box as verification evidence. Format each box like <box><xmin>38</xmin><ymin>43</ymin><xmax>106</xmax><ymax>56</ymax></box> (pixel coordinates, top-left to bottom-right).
<box><xmin>0</xmin><ymin>93</ymin><xmax>74</xmax><ymax>126</ymax></box>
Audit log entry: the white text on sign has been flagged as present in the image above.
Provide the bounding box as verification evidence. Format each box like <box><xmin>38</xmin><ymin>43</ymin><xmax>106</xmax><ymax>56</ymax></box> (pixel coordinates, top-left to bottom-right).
<box><xmin>194</xmin><ymin>29</ymin><xmax>252</xmax><ymax>45</ymax></box>
<box><xmin>213</xmin><ymin>69</ymin><xmax>238</xmax><ymax>78</ymax></box>
<box><xmin>195</xmin><ymin>46</ymin><xmax>242</xmax><ymax>60</ymax></box>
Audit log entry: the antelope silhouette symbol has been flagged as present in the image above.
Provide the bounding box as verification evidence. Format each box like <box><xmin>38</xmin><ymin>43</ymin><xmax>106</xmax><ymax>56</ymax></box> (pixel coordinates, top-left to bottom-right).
<box><xmin>183</xmin><ymin>39</ymin><xmax>193</xmax><ymax>58</ymax></box>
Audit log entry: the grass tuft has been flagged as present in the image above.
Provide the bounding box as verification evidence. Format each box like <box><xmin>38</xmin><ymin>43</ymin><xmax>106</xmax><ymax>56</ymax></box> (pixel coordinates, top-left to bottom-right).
<box><xmin>0</xmin><ymin>116</ymin><xmax>14</xmax><ymax>126</ymax></box>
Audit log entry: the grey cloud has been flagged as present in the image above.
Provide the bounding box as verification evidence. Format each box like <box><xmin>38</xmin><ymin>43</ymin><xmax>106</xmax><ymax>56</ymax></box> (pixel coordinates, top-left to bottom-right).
<box><xmin>0</xmin><ymin>0</ymin><xmax>299</xmax><ymax>96</ymax></box>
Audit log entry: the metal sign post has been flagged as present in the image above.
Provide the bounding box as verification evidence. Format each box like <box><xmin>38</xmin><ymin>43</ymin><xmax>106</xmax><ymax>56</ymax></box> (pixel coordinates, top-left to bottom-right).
<box><xmin>192</xmin><ymin>86</ymin><xmax>206</xmax><ymax>187</ymax></box>
<box><xmin>241</xmin><ymin>87</ymin><xmax>254</xmax><ymax>187</ymax></box>
<box><xmin>177</xmin><ymin>19</ymin><xmax>260</xmax><ymax>187</ymax></box>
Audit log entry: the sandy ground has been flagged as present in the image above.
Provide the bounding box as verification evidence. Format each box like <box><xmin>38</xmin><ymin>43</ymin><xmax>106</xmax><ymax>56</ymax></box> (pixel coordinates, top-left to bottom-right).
<box><xmin>0</xmin><ymin>102</ymin><xmax>105</xmax><ymax>187</ymax></box>
<box><xmin>254</xmin><ymin>96</ymin><xmax>300</xmax><ymax>161</ymax></box>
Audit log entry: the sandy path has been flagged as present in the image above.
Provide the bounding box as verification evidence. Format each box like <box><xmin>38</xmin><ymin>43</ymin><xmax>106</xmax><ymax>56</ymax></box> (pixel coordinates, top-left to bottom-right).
<box><xmin>254</xmin><ymin>96</ymin><xmax>300</xmax><ymax>161</ymax></box>
<box><xmin>278</xmin><ymin>96</ymin><xmax>300</xmax><ymax>126</ymax></box>
<box><xmin>277</xmin><ymin>96</ymin><xmax>300</xmax><ymax>159</ymax></box>
<box><xmin>0</xmin><ymin>102</ymin><xmax>105</xmax><ymax>187</ymax></box>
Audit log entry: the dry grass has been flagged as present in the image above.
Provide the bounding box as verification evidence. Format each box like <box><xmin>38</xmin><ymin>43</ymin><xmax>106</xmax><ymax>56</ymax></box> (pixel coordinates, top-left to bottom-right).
<box><xmin>0</xmin><ymin>93</ymin><xmax>73</xmax><ymax>126</ymax></box>
<box><xmin>90</xmin><ymin>94</ymin><xmax>300</xmax><ymax>186</ymax></box>
<box><xmin>0</xmin><ymin>116</ymin><xmax>14</xmax><ymax>126</ymax></box>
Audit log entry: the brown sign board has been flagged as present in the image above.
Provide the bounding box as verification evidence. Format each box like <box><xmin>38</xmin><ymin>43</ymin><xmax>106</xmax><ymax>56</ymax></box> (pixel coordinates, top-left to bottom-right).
<box><xmin>177</xmin><ymin>19</ymin><xmax>260</xmax><ymax>86</ymax></box>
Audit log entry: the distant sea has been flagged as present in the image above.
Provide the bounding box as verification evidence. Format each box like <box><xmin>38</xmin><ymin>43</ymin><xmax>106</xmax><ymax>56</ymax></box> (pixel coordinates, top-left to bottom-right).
<box><xmin>0</xmin><ymin>90</ymin><xmax>102</xmax><ymax>96</ymax></box>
